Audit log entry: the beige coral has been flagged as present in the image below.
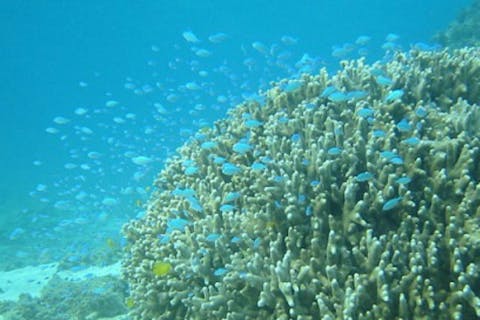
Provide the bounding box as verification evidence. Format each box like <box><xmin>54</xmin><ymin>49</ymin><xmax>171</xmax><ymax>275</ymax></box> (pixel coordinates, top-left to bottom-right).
<box><xmin>122</xmin><ymin>48</ymin><xmax>480</xmax><ymax>319</ymax></box>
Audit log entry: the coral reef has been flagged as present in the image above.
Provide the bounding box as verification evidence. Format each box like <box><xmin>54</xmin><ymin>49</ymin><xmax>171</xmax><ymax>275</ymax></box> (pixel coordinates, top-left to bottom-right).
<box><xmin>435</xmin><ymin>0</ymin><xmax>480</xmax><ymax>47</ymax></box>
<box><xmin>0</xmin><ymin>276</ymin><xmax>128</xmax><ymax>320</ymax></box>
<box><xmin>122</xmin><ymin>48</ymin><xmax>480</xmax><ymax>319</ymax></box>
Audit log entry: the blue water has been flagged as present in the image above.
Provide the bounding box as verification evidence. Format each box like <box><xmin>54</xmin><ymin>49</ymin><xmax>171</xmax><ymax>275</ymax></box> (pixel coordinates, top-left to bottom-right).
<box><xmin>0</xmin><ymin>0</ymin><xmax>470</xmax><ymax>282</ymax></box>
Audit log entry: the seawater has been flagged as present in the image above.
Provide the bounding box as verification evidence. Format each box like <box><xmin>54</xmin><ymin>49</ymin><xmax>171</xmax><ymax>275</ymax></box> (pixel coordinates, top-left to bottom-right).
<box><xmin>0</xmin><ymin>0</ymin><xmax>473</xmax><ymax>319</ymax></box>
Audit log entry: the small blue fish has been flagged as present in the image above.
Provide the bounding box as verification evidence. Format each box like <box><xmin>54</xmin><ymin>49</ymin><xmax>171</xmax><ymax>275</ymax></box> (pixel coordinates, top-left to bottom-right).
<box><xmin>396</xmin><ymin>119</ymin><xmax>412</xmax><ymax>132</ymax></box>
<box><xmin>233</xmin><ymin>142</ymin><xmax>252</xmax><ymax>154</ymax></box>
<box><xmin>251</xmin><ymin>162</ymin><xmax>267</xmax><ymax>171</ymax></box>
<box><xmin>194</xmin><ymin>48</ymin><xmax>211</xmax><ymax>58</ymax></box>
<box><xmin>328</xmin><ymin>147</ymin><xmax>342</xmax><ymax>155</ymax></box>
<box><xmin>201</xmin><ymin>141</ymin><xmax>218</xmax><ymax>150</ymax></box>
<box><xmin>373</xmin><ymin>129</ymin><xmax>386</xmax><ymax>137</ymax></box>
<box><xmin>376</xmin><ymin>75</ymin><xmax>393</xmax><ymax>86</ymax></box>
<box><xmin>224</xmin><ymin>192</ymin><xmax>241</xmax><ymax>202</ymax></box>
<box><xmin>206</xmin><ymin>233</ymin><xmax>221</xmax><ymax>242</ymax></box>
<box><xmin>396</xmin><ymin>176</ymin><xmax>412</xmax><ymax>185</ymax></box>
<box><xmin>252</xmin><ymin>41</ymin><xmax>268</xmax><ymax>54</ymax></box>
<box><xmin>182</xmin><ymin>30</ymin><xmax>200</xmax><ymax>43</ymax></box>
<box><xmin>166</xmin><ymin>218</ymin><xmax>190</xmax><ymax>233</ymax></box>
<box><xmin>260</xmin><ymin>156</ymin><xmax>273</xmax><ymax>164</ymax></box>
<box><xmin>310</xmin><ymin>180</ymin><xmax>320</xmax><ymax>187</ymax></box>
<box><xmin>385</xmin><ymin>89</ymin><xmax>404</xmax><ymax>102</ymax></box>
<box><xmin>291</xmin><ymin>133</ymin><xmax>301</xmax><ymax>143</ymax></box>
<box><xmin>208</xmin><ymin>32</ymin><xmax>229</xmax><ymax>43</ymax></box>
<box><xmin>281</xmin><ymin>80</ymin><xmax>303</xmax><ymax>93</ymax></box>
<box><xmin>389</xmin><ymin>156</ymin><xmax>404</xmax><ymax>165</ymax></box>
<box><xmin>213</xmin><ymin>156</ymin><xmax>226</xmax><ymax>164</ymax></box>
<box><xmin>382</xmin><ymin>197</ymin><xmax>402</xmax><ymax>211</ymax></box>
<box><xmin>346</xmin><ymin>90</ymin><xmax>368</xmax><ymax>100</ymax></box>
<box><xmin>214</xmin><ymin>267</ymin><xmax>228</xmax><ymax>276</ymax></box>
<box><xmin>219</xmin><ymin>204</ymin><xmax>236</xmax><ymax>213</ymax></box>
<box><xmin>278</xmin><ymin>116</ymin><xmax>289</xmax><ymax>124</ymax></box>
<box><xmin>172</xmin><ymin>188</ymin><xmax>196</xmax><ymax>198</ymax></box>
<box><xmin>380</xmin><ymin>150</ymin><xmax>398</xmax><ymax>159</ymax></box>
<box><xmin>402</xmin><ymin>137</ymin><xmax>420</xmax><ymax>146</ymax></box>
<box><xmin>357</xmin><ymin>107</ymin><xmax>374</xmax><ymax>119</ymax></box>
<box><xmin>230</xmin><ymin>236</ymin><xmax>241</xmax><ymax>244</ymax></box>
<box><xmin>355</xmin><ymin>172</ymin><xmax>374</xmax><ymax>182</ymax></box>
<box><xmin>415</xmin><ymin>106</ymin><xmax>427</xmax><ymax>118</ymax></box>
<box><xmin>320</xmin><ymin>86</ymin><xmax>337</xmax><ymax>97</ymax></box>
<box><xmin>305</xmin><ymin>205</ymin><xmax>313</xmax><ymax>216</ymax></box>
<box><xmin>281</xmin><ymin>35</ymin><xmax>298</xmax><ymax>45</ymax></box>
<box><xmin>184</xmin><ymin>166</ymin><xmax>198</xmax><ymax>176</ymax></box>
<box><xmin>253</xmin><ymin>237</ymin><xmax>261</xmax><ymax>249</ymax></box>
<box><xmin>187</xmin><ymin>196</ymin><xmax>203</xmax><ymax>212</ymax></box>
<box><xmin>328</xmin><ymin>91</ymin><xmax>348</xmax><ymax>102</ymax></box>
<box><xmin>222</xmin><ymin>163</ymin><xmax>241</xmax><ymax>175</ymax></box>
<box><xmin>245</xmin><ymin>119</ymin><xmax>263</xmax><ymax>128</ymax></box>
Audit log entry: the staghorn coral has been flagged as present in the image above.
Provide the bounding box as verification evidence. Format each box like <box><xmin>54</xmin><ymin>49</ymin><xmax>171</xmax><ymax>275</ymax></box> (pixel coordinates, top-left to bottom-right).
<box><xmin>122</xmin><ymin>48</ymin><xmax>480</xmax><ymax>320</ymax></box>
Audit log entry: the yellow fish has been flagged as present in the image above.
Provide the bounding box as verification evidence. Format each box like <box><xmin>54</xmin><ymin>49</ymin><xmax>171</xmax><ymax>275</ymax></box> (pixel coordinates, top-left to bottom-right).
<box><xmin>152</xmin><ymin>261</ymin><xmax>172</xmax><ymax>276</ymax></box>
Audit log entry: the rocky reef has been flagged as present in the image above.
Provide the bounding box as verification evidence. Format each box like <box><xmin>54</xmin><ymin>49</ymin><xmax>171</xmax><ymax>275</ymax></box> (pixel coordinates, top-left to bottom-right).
<box><xmin>435</xmin><ymin>0</ymin><xmax>480</xmax><ymax>47</ymax></box>
<box><xmin>122</xmin><ymin>48</ymin><xmax>480</xmax><ymax>319</ymax></box>
<box><xmin>0</xmin><ymin>275</ymin><xmax>127</xmax><ymax>320</ymax></box>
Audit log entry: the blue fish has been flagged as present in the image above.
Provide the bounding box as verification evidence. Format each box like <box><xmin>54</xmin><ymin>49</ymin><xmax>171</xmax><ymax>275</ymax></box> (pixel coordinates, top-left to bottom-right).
<box><xmin>389</xmin><ymin>156</ymin><xmax>404</xmax><ymax>165</ymax></box>
<box><xmin>373</xmin><ymin>129</ymin><xmax>386</xmax><ymax>137</ymax></box>
<box><xmin>346</xmin><ymin>90</ymin><xmax>368</xmax><ymax>100</ymax></box>
<box><xmin>328</xmin><ymin>147</ymin><xmax>342</xmax><ymax>155</ymax></box>
<box><xmin>396</xmin><ymin>176</ymin><xmax>412</xmax><ymax>185</ymax></box>
<box><xmin>355</xmin><ymin>172</ymin><xmax>374</xmax><ymax>182</ymax></box>
<box><xmin>251</xmin><ymin>162</ymin><xmax>267</xmax><ymax>171</ymax></box>
<box><xmin>320</xmin><ymin>86</ymin><xmax>337</xmax><ymax>97</ymax></box>
<box><xmin>382</xmin><ymin>197</ymin><xmax>402</xmax><ymax>211</ymax></box>
<box><xmin>402</xmin><ymin>137</ymin><xmax>420</xmax><ymax>146</ymax></box>
<box><xmin>222</xmin><ymin>163</ymin><xmax>241</xmax><ymax>175</ymax></box>
<box><xmin>201</xmin><ymin>141</ymin><xmax>218</xmax><ymax>150</ymax></box>
<box><xmin>245</xmin><ymin>119</ymin><xmax>263</xmax><ymax>128</ymax></box>
<box><xmin>357</xmin><ymin>107</ymin><xmax>374</xmax><ymax>119</ymax></box>
<box><xmin>166</xmin><ymin>218</ymin><xmax>190</xmax><ymax>233</ymax></box>
<box><xmin>206</xmin><ymin>233</ymin><xmax>221</xmax><ymax>242</ymax></box>
<box><xmin>376</xmin><ymin>75</ymin><xmax>393</xmax><ymax>86</ymax></box>
<box><xmin>224</xmin><ymin>192</ymin><xmax>241</xmax><ymax>202</ymax></box>
<box><xmin>219</xmin><ymin>204</ymin><xmax>236</xmax><ymax>213</ymax></box>
<box><xmin>328</xmin><ymin>91</ymin><xmax>348</xmax><ymax>102</ymax></box>
<box><xmin>385</xmin><ymin>89</ymin><xmax>404</xmax><ymax>102</ymax></box>
<box><xmin>396</xmin><ymin>119</ymin><xmax>412</xmax><ymax>132</ymax></box>
<box><xmin>233</xmin><ymin>141</ymin><xmax>252</xmax><ymax>154</ymax></box>
<box><xmin>214</xmin><ymin>267</ymin><xmax>228</xmax><ymax>276</ymax></box>
<box><xmin>415</xmin><ymin>106</ymin><xmax>428</xmax><ymax>118</ymax></box>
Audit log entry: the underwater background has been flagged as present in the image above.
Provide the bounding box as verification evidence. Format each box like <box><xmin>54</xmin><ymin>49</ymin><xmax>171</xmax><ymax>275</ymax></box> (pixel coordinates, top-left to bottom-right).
<box><xmin>0</xmin><ymin>1</ymin><xmax>477</xmax><ymax>319</ymax></box>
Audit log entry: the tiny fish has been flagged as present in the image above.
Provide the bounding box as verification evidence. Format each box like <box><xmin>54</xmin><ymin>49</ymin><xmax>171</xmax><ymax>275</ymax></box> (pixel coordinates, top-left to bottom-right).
<box><xmin>327</xmin><ymin>147</ymin><xmax>342</xmax><ymax>155</ymax></box>
<box><xmin>132</xmin><ymin>156</ymin><xmax>154</xmax><ymax>166</ymax></box>
<box><xmin>382</xmin><ymin>197</ymin><xmax>402</xmax><ymax>211</ymax></box>
<box><xmin>328</xmin><ymin>91</ymin><xmax>348</xmax><ymax>102</ymax></box>
<box><xmin>396</xmin><ymin>118</ymin><xmax>412</xmax><ymax>132</ymax></box>
<box><xmin>208</xmin><ymin>32</ymin><xmax>229</xmax><ymax>43</ymax></box>
<box><xmin>396</xmin><ymin>176</ymin><xmax>412</xmax><ymax>185</ymax></box>
<box><xmin>222</xmin><ymin>163</ymin><xmax>241</xmax><ymax>175</ymax></box>
<box><xmin>402</xmin><ymin>137</ymin><xmax>420</xmax><ymax>146</ymax></box>
<box><xmin>375</xmin><ymin>75</ymin><xmax>393</xmax><ymax>86</ymax></box>
<box><xmin>233</xmin><ymin>142</ymin><xmax>252</xmax><ymax>154</ymax></box>
<box><xmin>385</xmin><ymin>89</ymin><xmax>404</xmax><ymax>102</ymax></box>
<box><xmin>355</xmin><ymin>172</ymin><xmax>374</xmax><ymax>182</ymax></box>
<box><xmin>280</xmin><ymin>35</ymin><xmax>298</xmax><ymax>45</ymax></box>
<box><xmin>182</xmin><ymin>30</ymin><xmax>200</xmax><ymax>43</ymax></box>
<box><xmin>357</xmin><ymin>107</ymin><xmax>374</xmax><ymax>119</ymax></box>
